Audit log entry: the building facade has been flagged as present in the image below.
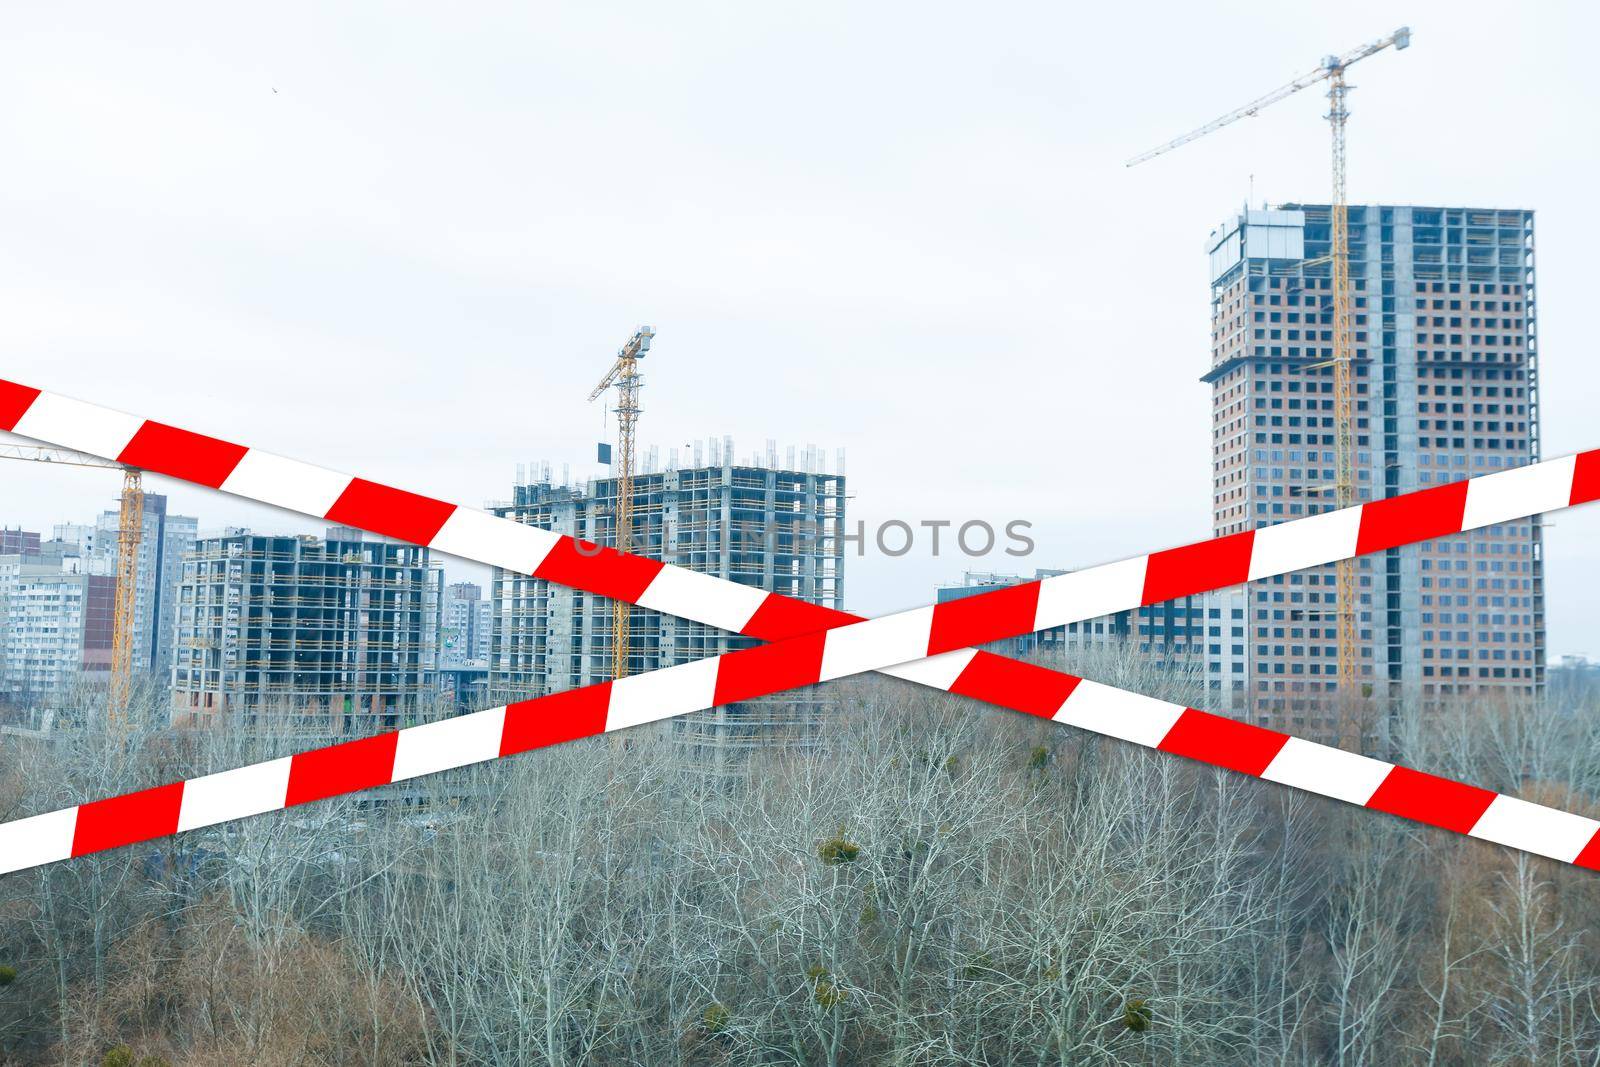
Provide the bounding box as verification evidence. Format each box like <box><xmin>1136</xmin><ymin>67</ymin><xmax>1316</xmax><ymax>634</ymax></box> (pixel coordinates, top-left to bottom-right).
<box><xmin>172</xmin><ymin>527</ymin><xmax>442</xmax><ymax>731</ymax></box>
<box><xmin>0</xmin><ymin>528</ymin><xmax>42</xmax><ymax>556</ymax></box>
<box><xmin>934</xmin><ymin>571</ymin><xmax>1246</xmax><ymax>702</ymax></box>
<box><xmin>1206</xmin><ymin>204</ymin><xmax>1542</xmax><ymax>727</ymax></box>
<box><xmin>490</xmin><ymin>456</ymin><xmax>846</xmax><ymax>762</ymax></box>
<box><xmin>439</xmin><ymin>581</ymin><xmax>492</xmax><ymax>669</ymax></box>
<box><xmin>0</xmin><ymin>538</ymin><xmax>115</xmax><ymax>709</ymax></box>
<box><xmin>54</xmin><ymin>495</ymin><xmax>197</xmax><ymax>683</ymax></box>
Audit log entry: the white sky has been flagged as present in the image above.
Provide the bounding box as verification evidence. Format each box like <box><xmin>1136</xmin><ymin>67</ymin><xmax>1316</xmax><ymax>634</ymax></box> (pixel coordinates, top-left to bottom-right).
<box><xmin>2</xmin><ymin>2</ymin><xmax>1598</xmax><ymax>656</ymax></box>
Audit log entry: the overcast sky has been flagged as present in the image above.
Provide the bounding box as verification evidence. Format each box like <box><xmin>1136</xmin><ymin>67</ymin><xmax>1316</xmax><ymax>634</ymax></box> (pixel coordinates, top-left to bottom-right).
<box><xmin>3</xmin><ymin>2</ymin><xmax>1598</xmax><ymax>657</ymax></box>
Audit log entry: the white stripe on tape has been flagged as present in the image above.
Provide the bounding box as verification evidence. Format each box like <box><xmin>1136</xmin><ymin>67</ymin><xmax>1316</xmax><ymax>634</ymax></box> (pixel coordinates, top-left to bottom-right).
<box><xmin>638</xmin><ymin>565</ymin><xmax>767</xmax><ymax>635</ymax></box>
<box><xmin>1052</xmin><ymin>679</ymin><xmax>1185</xmax><ymax>747</ymax></box>
<box><xmin>819</xmin><ymin>606</ymin><xmax>933</xmax><ymax>682</ymax></box>
<box><xmin>1260</xmin><ymin>737</ymin><xmax>1393</xmax><ymax>806</ymax></box>
<box><xmin>1035</xmin><ymin>557</ymin><xmax>1148</xmax><ymax>630</ymax></box>
<box><xmin>878</xmin><ymin>648</ymin><xmax>978</xmax><ymax>690</ymax></box>
<box><xmin>13</xmin><ymin>393</ymin><xmax>143</xmax><ymax>461</ymax></box>
<box><xmin>1248</xmin><ymin>506</ymin><xmax>1363</xmax><ymax>581</ymax></box>
<box><xmin>432</xmin><ymin>508</ymin><xmax>560</xmax><ymax>574</ymax></box>
<box><xmin>392</xmin><ymin>708</ymin><xmax>509</xmax><ymax>782</ymax></box>
<box><xmin>1461</xmin><ymin>456</ymin><xmax>1577</xmax><ymax>532</ymax></box>
<box><xmin>221</xmin><ymin>451</ymin><xmax>355</xmax><ymax>518</ymax></box>
<box><xmin>176</xmin><ymin>757</ymin><xmax>293</xmax><ymax>832</ymax></box>
<box><xmin>1467</xmin><ymin>793</ymin><xmax>1600</xmax><ymax>863</ymax></box>
<box><xmin>0</xmin><ymin>807</ymin><xmax>77</xmax><ymax>874</ymax></box>
<box><xmin>607</xmin><ymin>656</ymin><xmax>720</xmax><ymax>731</ymax></box>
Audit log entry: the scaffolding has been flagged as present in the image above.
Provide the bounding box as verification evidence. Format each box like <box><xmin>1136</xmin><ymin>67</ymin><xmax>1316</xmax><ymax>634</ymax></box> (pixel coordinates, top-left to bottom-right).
<box><xmin>171</xmin><ymin>529</ymin><xmax>443</xmax><ymax>732</ymax></box>
<box><xmin>488</xmin><ymin>448</ymin><xmax>846</xmax><ymax>769</ymax></box>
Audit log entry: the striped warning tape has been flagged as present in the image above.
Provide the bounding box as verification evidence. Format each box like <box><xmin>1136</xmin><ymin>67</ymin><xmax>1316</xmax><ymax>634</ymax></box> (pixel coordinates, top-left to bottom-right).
<box><xmin>0</xmin><ymin>379</ymin><xmax>1596</xmax><ymax>870</ymax></box>
<box><xmin>3</xmin><ymin>378</ymin><xmax>1592</xmax><ymax>656</ymax></box>
<box><xmin>3</xmin><ymin>645</ymin><xmax>1597</xmax><ymax>875</ymax></box>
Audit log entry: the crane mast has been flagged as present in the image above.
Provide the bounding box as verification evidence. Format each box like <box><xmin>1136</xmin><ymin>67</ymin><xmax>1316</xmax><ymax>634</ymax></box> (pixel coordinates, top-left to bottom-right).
<box><xmin>1127</xmin><ymin>27</ymin><xmax>1410</xmax><ymax>721</ymax></box>
<box><xmin>0</xmin><ymin>446</ymin><xmax>143</xmax><ymax>726</ymax></box>
<box><xmin>588</xmin><ymin>326</ymin><xmax>655</xmax><ymax>680</ymax></box>
<box><xmin>1327</xmin><ymin>68</ymin><xmax>1360</xmax><ymax>708</ymax></box>
<box><xmin>109</xmin><ymin>468</ymin><xmax>144</xmax><ymax>723</ymax></box>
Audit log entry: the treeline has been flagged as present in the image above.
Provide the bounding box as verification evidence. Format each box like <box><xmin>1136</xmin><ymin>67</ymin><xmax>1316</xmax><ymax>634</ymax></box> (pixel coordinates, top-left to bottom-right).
<box><xmin>2</xmin><ymin>658</ymin><xmax>1600</xmax><ymax>1065</ymax></box>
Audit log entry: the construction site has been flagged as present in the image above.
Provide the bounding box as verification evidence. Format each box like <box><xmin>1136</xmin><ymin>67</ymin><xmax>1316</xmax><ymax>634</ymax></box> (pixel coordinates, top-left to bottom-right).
<box><xmin>0</xmin><ymin>448</ymin><xmax>169</xmax><ymax>730</ymax></box>
<box><xmin>489</xmin><ymin>443</ymin><xmax>847</xmax><ymax>767</ymax></box>
<box><xmin>170</xmin><ymin>527</ymin><xmax>442</xmax><ymax>732</ymax></box>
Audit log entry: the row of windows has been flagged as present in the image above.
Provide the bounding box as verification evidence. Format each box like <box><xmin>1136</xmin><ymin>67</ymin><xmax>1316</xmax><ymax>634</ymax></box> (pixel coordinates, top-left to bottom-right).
<box><xmin>1417</xmin><ymin>280</ymin><xmax>1524</xmax><ymax>295</ymax></box>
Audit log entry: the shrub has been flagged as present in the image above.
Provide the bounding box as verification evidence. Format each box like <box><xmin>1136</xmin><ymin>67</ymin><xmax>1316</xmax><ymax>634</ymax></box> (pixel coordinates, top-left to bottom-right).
<box><xmin>807</xmin><ymin>967</ymin><xmax>848</xmax><ymax>1009</ymax></box>
<box><xmin>818</xmin><ymin>836</ymin><xmax>861</xmax><ymax>865</ymax></box>
<box><xmin>701</xmin><ymin>1002</ymin><xmax>731</xmax><ymax>1034</ymax></box>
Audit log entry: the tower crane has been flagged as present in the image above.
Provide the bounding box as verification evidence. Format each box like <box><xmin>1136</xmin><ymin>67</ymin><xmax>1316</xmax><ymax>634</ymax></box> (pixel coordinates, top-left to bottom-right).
<box><xmin>1127</xmin><ymin>27</ymin><xmax>1411</xmax><ymax>705</ymax></box>
<box><xmin>587</xmin><ymin>326</ymin><xmax>655</xmax><ymax>680</ymax></box>
<box><xmin>0</xmin><ymin>444</ymin><xmax>143</xmax><ymax>725</ymax></box>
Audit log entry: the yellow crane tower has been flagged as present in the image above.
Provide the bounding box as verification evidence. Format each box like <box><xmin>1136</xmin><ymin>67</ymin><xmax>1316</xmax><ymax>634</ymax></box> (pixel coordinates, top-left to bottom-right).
<box><xmin>1127</xmin><ymin>27</ymin><xmax>1411</xmax><ymax>705</ymax></box>
<box><xmin>587</xmin><ymin>326</ymin><xmax>656</xmax><ymax>680</ymax></box>
<box><xmin>0</xmin><ymin>445</ymin><xmax>143</xmax><ymax>726</ymax></box>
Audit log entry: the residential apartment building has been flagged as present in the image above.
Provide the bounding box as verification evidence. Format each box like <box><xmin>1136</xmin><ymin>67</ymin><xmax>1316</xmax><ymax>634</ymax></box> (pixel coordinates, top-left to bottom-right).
<box><xmin>0</xmin><ymin>538</ymin><xmax>115</xmax><ymax>709</ymax></box>
<box><xmin>440</xmin><ymin>581</ymin><xmax>492</xmax><ymax>668</ymax></box>
<box><xmin>0</xmin><ymin>528</ymin><xmax>41</xmax><ymax>556</ymax></box>
<box><xmin>49</xmin><ymin>496</ymin><xmax>196</xmax><ymax>682</ymax></box>
<box><xmin>489</xmin><ymin>448</ymin><xmax>845</xmax><ymax>764</ymax></box>
<box><xmin>172</xmin><ymin>526</ymin><xmax>442</xmax><ymax>731</ymax></box>
<box><xmin>1206</xmin><ymin>204</ymin><xmax>1542</xmax><ymax>727</ymax></box>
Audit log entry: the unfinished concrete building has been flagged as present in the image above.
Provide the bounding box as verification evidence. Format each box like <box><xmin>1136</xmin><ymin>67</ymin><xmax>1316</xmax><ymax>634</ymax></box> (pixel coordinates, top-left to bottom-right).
<box><xmin>489</xmin><ymin>443</ymin><xmax>846</xmax><ymax>765</ymax></box>
<box><xmin>1207</xmin><ymin>204</ymin><xmax>1542</xmax><ymax>730</ymax></box>
<box><xmin>172</xmin><ymin>526</ymin><xmax>442</xmax><ymax>732</ymax></box>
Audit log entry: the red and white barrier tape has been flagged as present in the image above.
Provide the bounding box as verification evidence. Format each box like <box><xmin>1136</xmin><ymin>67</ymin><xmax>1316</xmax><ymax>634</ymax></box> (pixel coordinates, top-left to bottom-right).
<box><xmin>0</xmin><ymin>379</ymin><xmax>1596</xmax><ymax>871</ymax></box>
<box><xmin>3</xmin><ymin>648</ymin><xmax>1597</xmax><ymax>875</ymax></box>
<box><xmin>3</xmin><ymin>378</ymin><xmax>1591</xmax><ymax>667</ymax></box>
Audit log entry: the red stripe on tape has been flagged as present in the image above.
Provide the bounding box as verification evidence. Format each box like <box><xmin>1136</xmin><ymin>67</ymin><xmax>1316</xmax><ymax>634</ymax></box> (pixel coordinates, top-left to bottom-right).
<box><xmin>714</xmin><ymin>633</ymin><xmax>827</xmax><ymax>706</ymax></box>
<box><xmin>285</xmin><ymin>733</ymin><xmax>399</xmax><ymax>807</ymax></box>
<box><xmin>71</xmin><ymin>782</ymin><xmax>184</xmax><ymax>856</ymax></box>
<box><xmin>533</xmin><ymin>537</ymin><xmax>666</xmax><ymax>604</ymax></box>
<box><xmin>501</xmin><ymin>683</ymin><xmax>613</xmax><ymax>755</ymax></box>
<box><xmin>1355</xmin><ymin>480</ymin><xmax>1469</xmax><ymax>556</ymax></box>
<box><xmin>950</xmin><ymin>651</ymin><xmax>1080</xmax><ymax>718</ymax></box>
<box><xmin>927</xmin><ymin>581</ymin><xmax>1042</xmax><ymax>657</ymax></box>
<box><xmin>1142</xmin><ymin>531</ymin><xmax>1255</xmax><ymax>605</ymax></box>
<box><xmin>743</xmin><ymin>595</ymin><xmax>855</xmax><ymax>641</ymax></box>
<box><xmin>0</xmin><ymin>380</ymin><xmax>41</xmax><ymax>431</ymax></box>
<box><xmin>1575</xmin><ymin>830</ymin><xmax>1600</xmax><ymax>871</ymax></box>
<box><xmin>1571</xmin><ymin>450</ymin><xmax>1600</xmax><ymax>507</ymax></box>
<box><xmin>117</xmin><ymin>420</ymin><xmax>250</xmax><ymax>488</ymax></box>
<box><xmin>1365</xmin><ymin>766</ymin><xmax>1496</xmax><ymax>834</ymax></box>
<box><xmin>1157</xmin><ymin>709</ymin><xmax>1289</xmax><ymax>777</ymax></box>
<box><xmin>325</xmin><ymin>479</ymin><xmax>458</xmax><ymax>547</ymax></box>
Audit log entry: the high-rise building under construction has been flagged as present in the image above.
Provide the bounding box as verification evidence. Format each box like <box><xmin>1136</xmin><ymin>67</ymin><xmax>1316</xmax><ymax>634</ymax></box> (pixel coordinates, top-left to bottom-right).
<box><xmin>1206</xmin><ymin>204</ymin><xmax>1543</xmax><ymax>729</ymax></box>
<box><xmin>172</xmin><ymin>526</ymin><xmax>442</xmax><ymax>732</ymax></box>
<box><xmin>488</xmin><ymin>444</ymin><xmax>845</xmax><ymax>765</ymax></box>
